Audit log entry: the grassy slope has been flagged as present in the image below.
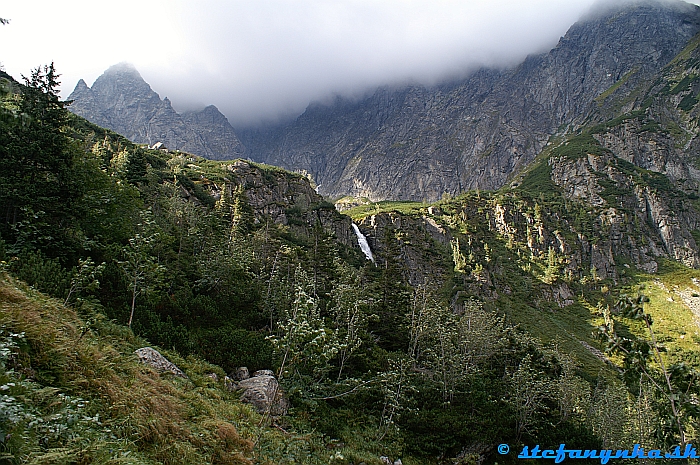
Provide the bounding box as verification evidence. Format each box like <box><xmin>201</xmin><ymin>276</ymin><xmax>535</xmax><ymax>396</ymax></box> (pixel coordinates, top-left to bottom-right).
<box><xmin>0</xmin><ymin>272</ymin><xmax>395</xmax><ymax>465</ymax></box>
<box><xmin>0</xmin><ymin>272</ymin><xmax>259</xmax><ymax>464</ymax></box>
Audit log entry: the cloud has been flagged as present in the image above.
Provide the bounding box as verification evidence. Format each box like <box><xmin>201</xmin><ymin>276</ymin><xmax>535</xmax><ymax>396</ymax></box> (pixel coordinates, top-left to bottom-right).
<box><xmin>145</xmin><ymin>0</ymin><xmax>602</xmax><ymax>126</ymax></box>
<box><xmin>2</xmin><ymin>0</ymin><xmax>697</xmax><ymax>126</ymax></box>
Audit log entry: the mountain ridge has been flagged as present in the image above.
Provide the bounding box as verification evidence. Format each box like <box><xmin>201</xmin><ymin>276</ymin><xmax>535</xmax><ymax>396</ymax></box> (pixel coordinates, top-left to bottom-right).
<box><xmin>67</xmin><ymin>1</ymin><xmax>700</xmax><ymax>203</ymax></box>
<box><xmin>68</xmin><ymin>63</ymin><xmax>247</xmax><ymax>160</ymax></box>
<box><xmin>240</xmin><ymin>0</ymin><xmax>700</xmax><ymax>201</ymax></box>
<box><xmin>7</xmin><ymin>50</ymin><xmax>700</xmax><ymax>462</ymax></box>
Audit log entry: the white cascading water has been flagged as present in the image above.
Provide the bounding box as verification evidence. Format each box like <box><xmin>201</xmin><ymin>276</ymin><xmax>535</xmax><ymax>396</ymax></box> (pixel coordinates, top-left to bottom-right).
<box><xmin>352</xmin><ymin>223</ymin><xmax>375</xmax><ymax>263</ymax></box>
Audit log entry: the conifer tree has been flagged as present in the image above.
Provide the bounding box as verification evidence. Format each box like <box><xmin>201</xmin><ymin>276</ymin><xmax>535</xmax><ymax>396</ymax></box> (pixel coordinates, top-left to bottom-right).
<box><xmin>0</xmin><ymin>64</ymin><xmax>86</xmax><ymax>257</ymax></box>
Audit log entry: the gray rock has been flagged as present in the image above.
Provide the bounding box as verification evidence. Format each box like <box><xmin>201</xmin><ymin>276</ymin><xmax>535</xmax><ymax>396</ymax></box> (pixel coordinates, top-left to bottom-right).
<box><xmin>223</xmin><ymin>376</ymin><xmax>237</xmax><ymax>392</ymax></box>
<box><xmin>182</xmin><ymin>105</ymin><xmax>246</xmax><ymax>160</ymax></box>
<box><xmin>134</xmin><ymin>347</ymin><xmax>186</xmax><ymax>378</ymax></box>
<box><xmin>549</xmin><ymin>150</ymin><xmax>700</xmax><ymax>271</ymax></box>
<box><xmin>220</xmin><ymin>160</ymin><xmax>360</xmax><ymax>250</ymax></box>
<box><xmin>237</xmin><ymin>371</ymin><xmax>289</xmax><ymax>416</ymax></box>
<box><xmin>231</xmin><ymin>366</ymin><xmax>250</xmax><ymax>381</ymax></box>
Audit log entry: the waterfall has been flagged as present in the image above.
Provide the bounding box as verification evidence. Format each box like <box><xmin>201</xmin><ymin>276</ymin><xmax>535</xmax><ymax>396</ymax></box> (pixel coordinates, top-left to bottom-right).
<box><xmin>352</xmin><ymin>223</ymin><xmax>375</xmax><ymax>263</ymax></box>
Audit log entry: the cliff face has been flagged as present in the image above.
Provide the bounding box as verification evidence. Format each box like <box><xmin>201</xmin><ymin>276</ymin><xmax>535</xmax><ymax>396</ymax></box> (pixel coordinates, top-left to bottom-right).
<box><xmin>548</xmin><ymin>153</ymin><xmax>700</xmax><ymax>271</ymax></box>
<box><xmin>189</xmin><ymin>159</ymin><xmax>359</xmax><ymax>251</ymax></box>
<box><xmin>68</xmin><ymin>63</ymin><xmax>246</xmax><ymax>160</ymax></box>
<box><xmin>536</xmin><ymin>17</ymin><xmax>700</xmax><ymax>274</ymax></box>
<box><xmin>181</xmin><ymin>106</ymin><xmax>246</xmax><ymax>160</ymax></box>
<box><xmin>241</xmin><ymin>1</ymin><xmax>700</xmax><ymax>202</ymax></box>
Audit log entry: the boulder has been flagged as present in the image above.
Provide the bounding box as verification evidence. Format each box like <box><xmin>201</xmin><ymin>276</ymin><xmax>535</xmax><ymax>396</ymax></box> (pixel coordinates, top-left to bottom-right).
<box><xmin>237</xmin><ymin>370</ymin><xmax>289</xmax><ymax>416</ymax></box>
<box><xmin>231</xmin><ymin>366</ymin><xmax>250</xmax><ymax>381</ymax></box>
<box><xmin>134</xmin><ymin>347</ymin><xmax>186</xmax><ymax>378</ymax></box>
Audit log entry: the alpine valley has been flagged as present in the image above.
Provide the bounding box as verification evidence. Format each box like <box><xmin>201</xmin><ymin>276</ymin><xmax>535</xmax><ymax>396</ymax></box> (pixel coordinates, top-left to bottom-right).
<box><xmin>4</xmin><ymin>0</ymin><xmax>700</xmax><ymax>464</ymax></box>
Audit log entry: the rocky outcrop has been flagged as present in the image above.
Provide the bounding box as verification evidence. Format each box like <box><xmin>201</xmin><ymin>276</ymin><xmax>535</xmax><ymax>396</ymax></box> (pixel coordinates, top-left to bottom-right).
<box><xmin>352</xmin><ymin>173</ymin><xmax>698</xmax><ymax>312</ymax></box>
<box><xmin>230</xmin><ymin>366</ymin><xmax>250</xmax><ymax>381</ymax></box>
<box><xmin>225</xmin><ymin>160</ymin><xmax>320</xmax><ymax>223</ymax></box>
<box><xmin>549</xmin><ymin>151</ymin><xmax>700</xmax><ymax>270</ymax></box>
<box><xmin>224</xmin><ymin>160</ymin><xmax>359</xmax><ymax>249</ymax></box>
<box><xmin>134</xmin><ymin>347</ymin><xmax>186</xmax><ymax>378</ymax></box>
<box><xmin>235</xmin><ymin>369</ymin><xmax>289</xmax><ymax>416</ymax></box>
<box><xmin>68</xmin><ymin>63</ymin><xmax>246</xmax><ymax>160</ymax></box>
<box><xmin>380</xmin><ymin>457</ymin><xmax>403</xmax><ymax>465</ymax></box>
<box><xmin>356</xmin><ymin>212</ymin><xmax>452</xmax><ymax>287</ymax></box>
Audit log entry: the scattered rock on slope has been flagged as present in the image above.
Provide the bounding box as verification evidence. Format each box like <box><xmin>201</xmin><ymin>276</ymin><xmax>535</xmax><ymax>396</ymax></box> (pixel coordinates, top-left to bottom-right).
<box><xmin>135</xmin><ymin>347</ymin><xmax>187</xmax><ymax>378</ymax></box>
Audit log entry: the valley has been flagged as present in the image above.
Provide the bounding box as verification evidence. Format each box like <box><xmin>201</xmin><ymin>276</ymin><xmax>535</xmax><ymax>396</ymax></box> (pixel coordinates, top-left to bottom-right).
<box><xmin>4</xmin><ymin>1</ymin><xmax>700</xmax><ymax>463</ymax></box>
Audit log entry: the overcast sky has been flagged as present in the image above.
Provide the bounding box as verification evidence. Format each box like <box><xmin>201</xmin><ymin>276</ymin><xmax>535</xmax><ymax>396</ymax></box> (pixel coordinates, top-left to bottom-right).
<box><xmin>2</xmin><ymin>0</ymin><xmax>699</xmax><ymax>126</ymax></box>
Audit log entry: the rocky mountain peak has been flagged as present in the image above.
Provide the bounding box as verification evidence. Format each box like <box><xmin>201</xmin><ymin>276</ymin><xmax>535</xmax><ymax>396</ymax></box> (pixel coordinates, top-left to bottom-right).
<box><xmin>68</xmin><ymin>64</ymin><xmax>246</xmax><ymax>160</ymax></box>
<box><xmin>67</xmin><ymin>79</ymin><xmax>92</xmax><ymax>106</ymax></box>
<box><xmin>104</xmin><ymin>61</ymin><xmax>139</xmax><ymax>74</ymax></box>
<box><xmin>88</xmin><ymin>63</ymin><xmax>160</xmax><ymax>107</ymax></box>
<box><xmin>185</xmin><ymin>105</ymin><xmax>229</xmax><ymax>124</ymax></box>
<box><xmin>98</xmin><ymin>62</ymin><xmax>149</xmax><ymax>87</ymax></box>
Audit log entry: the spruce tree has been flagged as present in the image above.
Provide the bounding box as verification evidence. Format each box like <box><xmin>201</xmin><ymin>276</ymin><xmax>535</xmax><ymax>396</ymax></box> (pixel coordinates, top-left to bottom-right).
<box><xmin>0</xmin><ymin>64</ymin><xmax>84</xmax><ymax>257</ymax></box>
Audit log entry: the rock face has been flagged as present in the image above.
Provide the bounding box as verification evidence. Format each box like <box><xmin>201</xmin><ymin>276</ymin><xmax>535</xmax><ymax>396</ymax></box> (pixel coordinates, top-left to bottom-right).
<box><xmin>68</xmin><ymin>63</ymin><xmax>246</xmax><ymax>160</ymax></box>
<box><xmin>549</xmin><ymin>152</ymin><xmax>700</xmax><ymax>270</ymax></box>
<box><xmin>181</xmin><ymin>105</ymin><xmax>245</xmax><ymax>160</ymax></box>
<box><xmin>134</xmin><ymin>347</ymin><xmax>186</xmax><ymax>378</ymax></box>
<box><xmin>240</xmin><ymin>1</ymin><xmax>700</xmax><ymax>201</ymax></box>
<box><xmin>355</xmin><ymin>212</ymin><xmax>453</xmax><ymax>286</ymax></box>
<box><xmin>236</xmin><ymin>370</ymin><xmax>289</xmax><ymax>416</ymax></box>
<box><xmin>223</xmin><ymin>160</ymin><xmax>359</xmax><ymax>249</ymax></box>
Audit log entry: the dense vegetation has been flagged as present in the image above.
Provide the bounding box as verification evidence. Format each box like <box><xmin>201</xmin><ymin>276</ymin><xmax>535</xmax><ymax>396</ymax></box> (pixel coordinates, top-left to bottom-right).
<box><xmin>2</xmin><ymin>65</ymin><xmax>700</xmax><ymax>464</ymax></box>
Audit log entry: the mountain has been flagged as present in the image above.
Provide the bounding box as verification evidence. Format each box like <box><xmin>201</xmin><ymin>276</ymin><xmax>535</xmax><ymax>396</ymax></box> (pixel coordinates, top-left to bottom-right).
<box><xmin>8</xmin><ymin>47</ymin><xmax>700</xmax><ymax>463</ymax></box>
<box><xmin>67</xmin><ymin>2</ymin><xmax>700</xmax><ymax>202</ymax></box>
<box><xmin>240</xmin><ymin>0</ymin><xmax>700</xmax><ymax>201</ymax></box>
<box><xmin>68</xmin><ymin>63</ymin><xmax>246</xmax><ymax>160</ymax></box>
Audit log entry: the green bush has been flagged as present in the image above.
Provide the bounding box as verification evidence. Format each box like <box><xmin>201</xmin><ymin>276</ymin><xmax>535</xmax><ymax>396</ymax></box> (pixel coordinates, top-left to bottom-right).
<box><xmin>9</xmin><ymin>251</ymin><xmax>70</xmax><ymax>299</ymax></box>
<box><xmin>678</xmin><ymin>93</ymin><xmax>699</xmax><ymax>111</ymax></box>
<box><xmin>196</xmin><ymin>326</ymin><xmax>274</xmax><ymax>374</ymax></box>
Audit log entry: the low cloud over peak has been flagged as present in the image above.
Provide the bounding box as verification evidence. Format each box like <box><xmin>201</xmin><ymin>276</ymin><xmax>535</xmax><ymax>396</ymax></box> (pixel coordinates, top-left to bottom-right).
<box><xmin>4</xmin><ymin>0</ymin><xmax>699</xmax><ymax>127</ymax></box>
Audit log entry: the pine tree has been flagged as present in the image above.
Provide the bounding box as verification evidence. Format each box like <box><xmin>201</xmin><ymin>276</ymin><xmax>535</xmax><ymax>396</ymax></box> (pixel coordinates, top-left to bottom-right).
<box><xmin>0</xmin><ymin>63</ymin><xmax>86</xmax><ymax>257</ymax></box>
